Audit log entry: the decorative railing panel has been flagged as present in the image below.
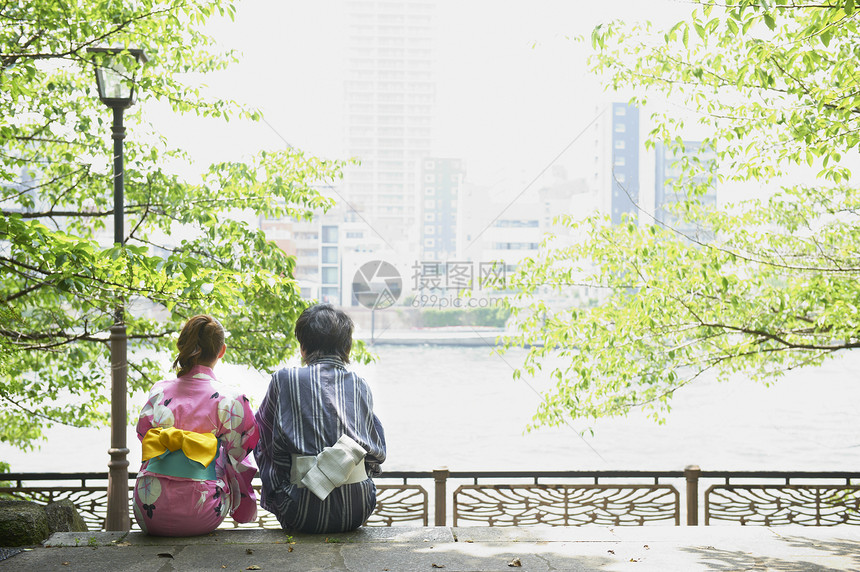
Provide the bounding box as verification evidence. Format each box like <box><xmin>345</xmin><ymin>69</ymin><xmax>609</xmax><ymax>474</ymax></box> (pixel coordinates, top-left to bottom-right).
<box><xmin>366</xmin><ymin>485</ymin><xmax>429</xmax><ymax>526</ymax></box>
<box><xmin>4</xmin><ymin>469</ymin><xmax>860</xmax><ymax>529</ymax></box>
<box><xmin>453</xmin><ymin>484</ymin><xmax>680</xmax><ymax>526</ymax></box>
<box><xmin>0</xmin><ymin>473</ymin><xmax>431</xmax><ymax>531</ymax></box>
<box><xmin>705</xmin><ymin>485</ymin><xmax>860</xmax><ymax>526</ymax></box>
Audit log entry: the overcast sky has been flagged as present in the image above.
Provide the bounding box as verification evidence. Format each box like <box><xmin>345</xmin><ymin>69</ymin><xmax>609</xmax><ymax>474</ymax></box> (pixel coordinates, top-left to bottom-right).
<box><xmin>153</xmin><ymin>0</ymin><xmax>692</xmax><ymax>187</ymax></box>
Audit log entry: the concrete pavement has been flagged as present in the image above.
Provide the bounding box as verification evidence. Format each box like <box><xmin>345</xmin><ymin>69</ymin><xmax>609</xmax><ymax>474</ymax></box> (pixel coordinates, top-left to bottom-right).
<box><xmin>1</xmin><ymin>525</ymin><xmax>858</xmax><ymax>571</ymax></box>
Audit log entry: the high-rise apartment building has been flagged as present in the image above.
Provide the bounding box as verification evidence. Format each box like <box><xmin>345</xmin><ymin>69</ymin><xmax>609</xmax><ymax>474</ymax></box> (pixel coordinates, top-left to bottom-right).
<box><xmin>655</xmin><ymin>140</ymin><xmax>717</xmax><ymax>241</ymax></box>
<box><xmin>342</xmin><ymin>0</ymin><xmax>435</xmax><ymax>245</ymax></box>
<box><xmin>420</xmin><ymin>157</ymin><xmax>463</xmax><ymax>260</ymax></box>
<box><xmin>593</xmin><ymin>102</ymin><xmax>640</xmax><ymax>225</ymax></box>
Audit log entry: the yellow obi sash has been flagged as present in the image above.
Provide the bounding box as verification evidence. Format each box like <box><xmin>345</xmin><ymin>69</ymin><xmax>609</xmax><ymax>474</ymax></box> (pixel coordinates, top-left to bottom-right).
<box><xmin>142</xmin><ymin>427</ymin><xmax>218</xmax><ymax>480</ymax></box>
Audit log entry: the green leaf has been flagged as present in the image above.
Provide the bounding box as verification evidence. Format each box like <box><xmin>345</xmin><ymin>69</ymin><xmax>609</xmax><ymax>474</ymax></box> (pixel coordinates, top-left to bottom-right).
<box><xmin>512</xmin><ymin>0</ymin><xmax>860</xmax><ymax>429</ymax></box>
<box><xmin>0</xmin><ymin>0</ymin><xmax>344</xmax><ymax>453</ymax></box>
<box><xmin>727</xmin><ymin>19</ymin><xmax>738</xmax><ymax>35</ymax></box>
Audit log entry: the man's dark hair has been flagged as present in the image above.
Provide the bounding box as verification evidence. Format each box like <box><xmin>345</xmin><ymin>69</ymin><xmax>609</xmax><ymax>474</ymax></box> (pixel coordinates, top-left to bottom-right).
<box><xmin>295</xmin><ymin>303</ymin><xmax>354</xmax><ymax>364</ymax></box>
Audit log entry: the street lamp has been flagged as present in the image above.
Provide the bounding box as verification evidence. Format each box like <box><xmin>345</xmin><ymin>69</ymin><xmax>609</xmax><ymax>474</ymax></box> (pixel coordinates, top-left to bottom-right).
<box><xmin>88</xmin><ymin>46</ymin><xmax>147</xmax><ymax>532</ymax></box>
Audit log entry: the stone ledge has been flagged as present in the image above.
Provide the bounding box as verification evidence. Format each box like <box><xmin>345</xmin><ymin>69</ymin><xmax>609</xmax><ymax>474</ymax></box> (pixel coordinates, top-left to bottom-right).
<box><xmin>43</xmin><ymin>524</ymin><xmax>860</xmax><ymax>548</ymax></box>
<box><xmin>16</xmin><ymin>526</ymin><xmax>860</xmax><ymax>572</ymax></box>
<box><xmin>45</xmin><ymin>526</ymin><xmax>455</xmax><ymax>547</ymax></box>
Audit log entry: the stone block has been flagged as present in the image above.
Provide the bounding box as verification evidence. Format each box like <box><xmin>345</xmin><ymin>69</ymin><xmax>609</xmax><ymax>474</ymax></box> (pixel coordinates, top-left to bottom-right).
<box><xmin>0</xmin><ymin>500</ymin><xmax>51</xmax><ymax>546</ymax></box>
<box><xmin>45</xmin><ymin>500</ymin><xmax>87</xmax><ymax>533</ymax></box>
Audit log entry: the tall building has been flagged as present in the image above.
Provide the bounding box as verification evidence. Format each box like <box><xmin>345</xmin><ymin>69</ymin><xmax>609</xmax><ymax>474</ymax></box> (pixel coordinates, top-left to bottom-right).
<box><xmin>319</xmin><ymin>222</ymin><xmax>341</xmax><ymax>303</ymax></box>
<box><xmin>593</xmin><ymin>102</ymin><xmax>640</xmax><ymax>225</ymax></box>
<box><xmin>259</xmin><ymin>215</ymin><xmax>326</xmax><ymax>302</ymax></box>
<box><xmin>420</xmin><ymin>157</ymin><xmax>464</xmax><ymax>260</ymax></box>
<box><xmin>457</xmin><ymin>170</ymin><xmax>588</xmax><ymax>300</ymax></box>
<box><xmin>342</xmin><ymin>0</ymin><xmax>436</xmax><ymax>246</ymax></box>
<box><xmin>655</xmin><ymin>140</ymin><xmax>717</xmax><ymax>241</ymax></box>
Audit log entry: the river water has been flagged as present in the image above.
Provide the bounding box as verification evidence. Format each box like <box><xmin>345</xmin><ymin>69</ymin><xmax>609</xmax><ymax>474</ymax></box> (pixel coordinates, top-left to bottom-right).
<box><xmin>3</xmin><ymin>344</ymin><xmax>859</xmax><ymax>473</ymax></box>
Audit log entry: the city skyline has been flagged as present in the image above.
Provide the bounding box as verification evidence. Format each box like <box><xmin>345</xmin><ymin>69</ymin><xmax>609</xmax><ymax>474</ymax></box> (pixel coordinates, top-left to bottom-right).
<box><xmin>147</xmin><ymin>1</ymin><xmax>710</xmax><ymax>307</ymax></box>
<box><xmin>153</xmin><ymin>1</ymin><xmax>688</xmax><ymax>189</ymax></box>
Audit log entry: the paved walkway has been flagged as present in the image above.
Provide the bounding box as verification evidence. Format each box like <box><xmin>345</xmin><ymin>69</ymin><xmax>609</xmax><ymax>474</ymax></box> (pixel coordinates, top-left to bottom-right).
<box><xmin>1</xmin><ymin>525</ymin><xmax>858</xmax><ymax>571</ymax></box>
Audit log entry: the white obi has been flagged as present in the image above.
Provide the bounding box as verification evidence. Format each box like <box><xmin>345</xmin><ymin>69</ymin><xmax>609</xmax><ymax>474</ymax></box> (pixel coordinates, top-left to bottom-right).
<box><xmin>289</xmin><ymin>434</ymin><xmax>368</xmax><ymax>500</ymax></box>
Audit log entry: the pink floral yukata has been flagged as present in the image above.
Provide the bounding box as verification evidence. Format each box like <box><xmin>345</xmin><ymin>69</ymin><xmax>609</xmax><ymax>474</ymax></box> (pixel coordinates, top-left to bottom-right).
<box><xmin>132</xmin><ymin>365</ymin><xmax>259</xmax><ymax>536</ymax></box>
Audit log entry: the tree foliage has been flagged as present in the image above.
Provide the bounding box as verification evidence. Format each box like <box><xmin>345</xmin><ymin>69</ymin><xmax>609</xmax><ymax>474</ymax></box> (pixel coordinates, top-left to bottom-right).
<box><xmin>504</xmin><ymin>0</ymin><xmax>860</xmax><ymax>428</ymax></box>
<box><xmin>0</xmin><ymin>1</ymin><xmax>342</xmax><ymax>453</ymax></box>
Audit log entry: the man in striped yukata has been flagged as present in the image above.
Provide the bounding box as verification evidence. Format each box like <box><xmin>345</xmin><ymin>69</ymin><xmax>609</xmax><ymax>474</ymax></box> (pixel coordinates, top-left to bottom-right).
<box><xmin>254</xmin><ymin>303</ymin><xmax>387</xmax><ymax>533</ymax></box>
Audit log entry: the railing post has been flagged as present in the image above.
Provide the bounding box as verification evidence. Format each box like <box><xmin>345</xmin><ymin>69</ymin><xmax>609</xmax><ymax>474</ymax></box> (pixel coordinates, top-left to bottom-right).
<box><xmin>685</xmin><ymin>464</ymin><xmax>701</xmax><ymax>526</ymax></box>
<box><xmin>433</xmin><ymin>467</ymin><xmax>449</xmax><ymax>526</ymax></box>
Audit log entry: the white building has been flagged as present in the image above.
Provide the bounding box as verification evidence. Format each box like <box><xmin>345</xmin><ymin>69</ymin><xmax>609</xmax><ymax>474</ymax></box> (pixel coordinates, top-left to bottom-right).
<box><xmin>341</xmin><ymin>0</ymin><xmax>436</xmax><ymax>247</ymax></box>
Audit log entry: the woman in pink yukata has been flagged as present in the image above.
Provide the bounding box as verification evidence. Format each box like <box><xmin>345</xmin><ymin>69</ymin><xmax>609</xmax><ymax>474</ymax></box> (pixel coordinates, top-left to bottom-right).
<box><xmin>132</xmin><ymin>315</ymin><xmax>259</xmax><ymax>536</ymax></box>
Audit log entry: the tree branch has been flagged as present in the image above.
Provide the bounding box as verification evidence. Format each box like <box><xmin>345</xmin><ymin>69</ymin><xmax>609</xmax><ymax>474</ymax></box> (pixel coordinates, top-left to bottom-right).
<box><xmin>0</xmin><ymin>390</ymin><xmax>85</xmax><ymax>429</ymax></box>
<box><xmin>1</xmin><ymin>3</ymin><xmax>179</xmax><ymax>67</ymax></box>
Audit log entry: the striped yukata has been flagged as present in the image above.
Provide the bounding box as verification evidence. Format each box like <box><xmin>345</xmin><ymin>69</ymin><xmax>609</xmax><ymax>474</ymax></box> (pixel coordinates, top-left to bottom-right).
<box><xmin>254</xmin><ymin>356</ymin><xmax>386</xmax><ymax>533</ymax></box>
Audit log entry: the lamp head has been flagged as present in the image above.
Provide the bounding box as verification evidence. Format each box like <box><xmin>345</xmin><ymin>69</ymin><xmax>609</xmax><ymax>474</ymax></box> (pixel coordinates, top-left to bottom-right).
<box><xmin>87</xmin><ymin>47</ymin><xmax>147</xmax><ymax>109</ymax></box>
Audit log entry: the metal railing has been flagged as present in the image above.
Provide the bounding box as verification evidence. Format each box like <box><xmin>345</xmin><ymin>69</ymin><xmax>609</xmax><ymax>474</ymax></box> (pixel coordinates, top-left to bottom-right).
<box><xmin>2</xmin><ymin>466</ymin><xmax>859</xmax><ymax>530</ymax></box>
<box><xmin>439</xmin><ymin>469</ymin><xmax>683</xmax><ymax>527</ymax></box>
<box><xmin>699</xmin><ymin>470</ymin><xmax>860</xmax><ymax>526</ymax></box>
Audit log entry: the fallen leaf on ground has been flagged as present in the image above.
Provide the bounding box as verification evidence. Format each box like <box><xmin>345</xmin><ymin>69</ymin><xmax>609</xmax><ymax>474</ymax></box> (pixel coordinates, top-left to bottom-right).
<box><xmin>246</xmin><ymin>548</ymin><xmax>253</xmax><ymax>555</ymax></box>
<box><xmin>607</xmin><ymin>550</ymin><xmax>615</xmax><ymax>555</ymax></box>
<box><xmin>508</xmin><ymin>557</ymin><xmax>522</xmax><ymax>567</ymax></box>
<box><xmin>431</xmin><ymin>564</ymin><xmax>445</xmax><ymax>569</ymax></box>
<box><xmin>246</xmin><ymin>566</ymin><xmax>262</xmax><ymax>571</ymax></box>
<box><xmin>61</xmin><ymin>562</ymin><xmax>70</xmax><ymax>566</ymax></box>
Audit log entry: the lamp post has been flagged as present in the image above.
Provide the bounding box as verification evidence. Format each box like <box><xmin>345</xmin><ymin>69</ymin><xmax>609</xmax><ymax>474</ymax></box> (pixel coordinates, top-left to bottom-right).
<box><xmin>88</xmin><ymin>47</ymin><xmax>147</xmax><ymax>531</ymax></box>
